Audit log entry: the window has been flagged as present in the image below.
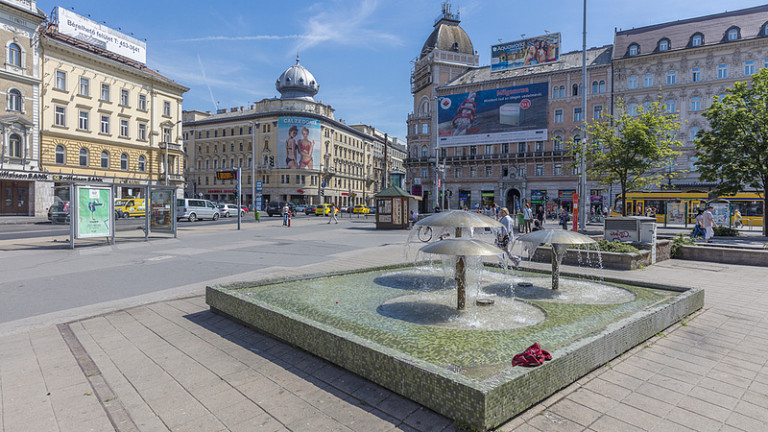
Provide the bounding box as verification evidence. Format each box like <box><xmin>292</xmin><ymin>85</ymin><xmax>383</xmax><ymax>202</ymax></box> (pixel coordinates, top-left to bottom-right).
<box><xmin>628</xmin><ymin>103</ymin><xmax>638</xmax><ymax>116</ymax></box>
<box><xmin>79</xmin><ymin>148</ymin><xmax>89</xmax><ymax>166</ymax></box>
<box><xmin>691</xmin><ymin>68</ymin><xmax>701</xmax><ymax>82</ymax></box>
<box><xmin>553</xmin><ymin>85</ymin><xmax>560</xmax><ymax>98</ymax></box>
<box><xmin>138</xmin><ymin>155</ymin><xmax>146</xmax><ymax>172</ymax></box>
<box><xmin>573</xmin><ymin>107</ymin><xmax>583</xmax><ymax>122</ymax></box>
<box><xmin>163</xmin><ymin>101</ymin><xmax>171</xmax><ymax>116</ymax></box>
<box><xmin>485</xmin><ymin>166</ymin><xmax>493</xmax><ymax>177</ymax></box>
<box><xmin>518</xmin><ymin>142</ymin><xmax>526</xmax><ymax>153</ymax></box>
<box><xmin>421</xmin><ymin>123</ymin><xmax>428</xmax><ymax>134</ymax></box>
<box><xmin>55</xmin><ymin>145</ymin><xmax>65</xmax><ymax>164</ymax></box>
<box><xmin>554</xmin><ymin>164</ymin><xmax>562</xmax><ymax>176</ymax></box>
<box><xmin>454</xmin><ymin>167</ymin><xmax>461</xmax><ymax>178</ymax></box>
<box><xmin>100</xmin><ymin>83</ymin><xmax>109</xmax><ymax>101</ymax></box>
<box><xmin>8</xmin><ymin>89</ymin><xmax>21</xmax><ymax>111</ymax></box>
<box><xmin>643</xmin><ymin>73</ymin><xmax>653</xmax><ymax>88</ymax></box>
<box><xmin>593</xmin><ymin>105</ymin><xmax>603</xmax><ymax>119</ymax></box>
<box><xmin>535</xmin><ymin>141</ymin><xmax>543</xmax><ymax>152</ymax></box>
<box><xmin>599</xmin><ymin>80</ymin><xmax>606</xmax><ymax>93</ymax></box>
<box><xmin>658</xmin><ymin>39</ymin><xmax>669</xmax><ymax>51</ymax></box>
<box><xmin>163</xmin><ymin>128</ymin><xmax>171</xmax><ymax>143</ymax></box>
<box><xmin>690</xmin><ymin>97</ymin><xmax>701</xmax><ymax>111</ymax></box>
<box><xmin>628</xmin><ymin>44</ymin><xmax>639</xmax><ymax>56</ymax></box>
<box><xmin>79</xmin><ymin>77</ymin><xmax>89</xmax><ymax>96</ymax></box>
<box><xmin>55</xmin><ymin>70</ymin><xmax>66</xmax><ymax>90</ymax></box>
<box><xmin>535</xmin><ymin>164</ymin><xmax>544</xmax><ymax>176</ymax></box>
<box><xmin>100</xmin><ymin>151</ymin><xmax>109</xmax><ymax>168</ymax></box>
<box><xmin>572</xmin><ymin>84</ymin><xmax>579</xmax><ymax>96</ymax></box>
<box><xmin>666</xmin><ymin>70</ymin><xmax>676</xmax><ymax>85</ymax></box>
<box><xmin>690</xmin><ymin>127</ymin><xmax>699</xmax><ymax>141</ymax></box>
<box><xmin>78</xmin><ymin>111</ymin><xmax>89</xmax><ymax>130</ymax></box>
<box><xmin>591</xmin><ymin>81</ymin><xmax>599</xmax><ymax>94</ymax></box>
<box><xmin>469</xmin><ymin>167</ymin><xmax>476</xmax><ymax>177</ymax></box>
<box><xmin>138</xmin><ymin>94</ymin><xmax>147</xmax><ymax>111</ymax></box>
<box><xmin>138</xmin><ymin>123</ymin><xmax>147</xmax><ymax>140</ymax></box>
<box><xmin>100</xmin><ymin>115</ymin><xmax>110</xmax><ymax>134</ymax></box>
<box><xmin>554</xmin><ymin>109</ymin><xmax>563</xmax><ymax>123</ymax></box>
<box><xmin>628</xmin><ymin>75</ymin><xmax>637</xmax><ymax>89</ymax></box>
<box><xmin>718</xmin><ymin>64</ymin><xmax>728</xmax><ymax>79</ymax></box>
<box><xmin>120</xmin><ymin>89</ymin><xmax>129</xmax><ymax>106</ymax></box>
<box><xmin>745</xmin><ymin>60</ymin><xmax>755</xmax><ymax>76</ymax></box>
<box><xmin>691</xmin><ymin>33</ymin><xmax>703</xmax><ymax>47</ymax></box>
<box><xmin>420</xmin><ymin>168</ymin><xmax>427</xmax><ymax>178</ymax></box>
<box><xmin>120</xmin><ymin>119</ymin><xmax>129</xmax><ymax>137</ymax></box>
<box><xmin>54</xmin><ymin>105</ymin><xmax>65</xmax><ymax>126</ymax></box>
<box><xmin>8</xmin><ymin>134</ymin><xmax>21</xmax><ymax>157</ymax></box>
<box><xmin>120</xmin><ymin>153</ymin><xmax>128</xmax><ymax>170</ymax></box>
<box><xmin>727</xmin><ymin>27</ymin><xmax>740</xmax><ymax>41</ymax></box>
<box><xmin>519</xmin><ymin>167</ymin><xmax>527</xmax><ymax>178</ymax></box>
<box><xmin>8</xmin><ymin>43</ymin><xmax>21</xmax><ymax>67</ymax></box>
<box><xmin>666</xmin><ymin>99</ymin><xmax>676</xmax><ymax>113</ymax></box>
<box><xmin>553</xmin><ymin>136</ymin><xmax>562</xmax><ymax>151</ymax></box>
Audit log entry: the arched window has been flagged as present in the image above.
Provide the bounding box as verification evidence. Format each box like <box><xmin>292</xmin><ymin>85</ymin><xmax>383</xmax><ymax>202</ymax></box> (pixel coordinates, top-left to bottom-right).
<box><xmin>8</xmin><ymin>89</ymin><xmax>21</xmax><ymax>111</ymax></box>
<box><xmin>420</xmin><ymin>99</ymin><xmax>429</xmax><ymax>114</ymax></box>
<box><xmin>8</xmin><ymin>43</ymin><xmax>20</xmax><ymax>67</ymax></box>
<box><xmin>100</xmin><ymin>150</ymin><xmax>109</xmax><ymax>168</ymax></box>
<box><xmin>666</xmin><ymin>99</ymin><xmax>676</xmax><ymax>113</ymax></box>
<box><xmin>79</xmin><ymin>148</ymin><xmax>89</xmax><ymax>166</ymax></box>
<box><xmin>628</xmin><ymin>103</ymin><xmax>638</xmax><ymax>116</ymax></box>
<box><xmin>9</xmin><ymin>134</ymin><xmax>21</xmax><ymax>157</ymax></box>
<box><xmin>690</xmin><ymin>127</ymin><xmax>700</xmax><ymax>142</ymax></box>
<box><xmin>658</xmin><ymin>39</ymin><xmax>670</xmax><ymax>51</ymax></box>
<box><xmin>553</xmin><ymin>136</ymin><xmax>563</xmax><ymax>151</ymax></box>
<box><xmin>138</xmin><ymin>155</ymin><xmax>146</xmax><ymax>172</ymax></box>
<box><xmin>691</xmin><ymin>33</ymin><xmax>703</xmax><ymax>47</ymax></box>
<box><xmin>120</xmin><ymin>153</ymin><xmax>128</xmax><ymax>170</ymax></box>
<box><xmin>572</xmin><ymin>84</ymin><xmax>579</xmax><ymax>96</ymax></box>
<box><xmin>55</xmin><ymin>145</ymin><xmax>65</xmax><ymax>164</ymax></box>
<box><xmin>726</xmin><ymin>27</ymin><xmax>740</xmax><ymax>41</ymax></box>
<box><xmin>421</xmin><ymin>145</ymin><xmax>428</xmax><ymax>157</ymax></box>
<box><xmin>628</xmin><ymin>43</ymin><xmax>639</xmax><ymax>56</ymax></box>
<box><xmin>599</xmin><ymin>80</ymin><xmax>606</xmax><ymax>93</ymax></box>
<box><xmin>591</xmin><ymin>81</ymin><xmax>598</xmax><ymax>94</ymax></box>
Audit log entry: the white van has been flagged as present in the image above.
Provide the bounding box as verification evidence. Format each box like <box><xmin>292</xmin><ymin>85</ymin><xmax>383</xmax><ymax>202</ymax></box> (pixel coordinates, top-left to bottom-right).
<box><xmin>176</xmin><ymin>198</ymin><xmax>220</xmax><ymax>222</ymax></box>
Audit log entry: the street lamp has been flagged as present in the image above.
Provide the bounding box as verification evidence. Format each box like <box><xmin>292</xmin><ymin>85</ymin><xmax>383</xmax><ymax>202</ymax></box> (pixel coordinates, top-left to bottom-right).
<box><xmin>162</xmin><ymin>119</ymin><xmax>183</xmax><ymax>186</ymax></box>
<box><xmin>247</xmin><ymin>121</ymin><xmax>258</xmax><ymax>210</ymax></box>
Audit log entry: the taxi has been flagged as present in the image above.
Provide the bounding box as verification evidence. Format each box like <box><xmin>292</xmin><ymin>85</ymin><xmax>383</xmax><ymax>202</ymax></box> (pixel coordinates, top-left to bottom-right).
<box><xmin>352</xmin><ymin>205</ymin><xmax>370</xmax><ymax>214</ymax></box>
<box><xmin>315</xmin><ymin>203</ymin><xmax>339</xmax><ymax>216</ymax></box>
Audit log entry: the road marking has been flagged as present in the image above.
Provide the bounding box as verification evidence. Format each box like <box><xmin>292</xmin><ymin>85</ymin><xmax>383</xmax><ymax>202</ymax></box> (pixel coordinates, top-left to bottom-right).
<box><xmin>146</xmin><ymin>255</ymin><xmax>174</xmax><ymax>261</ymax></box>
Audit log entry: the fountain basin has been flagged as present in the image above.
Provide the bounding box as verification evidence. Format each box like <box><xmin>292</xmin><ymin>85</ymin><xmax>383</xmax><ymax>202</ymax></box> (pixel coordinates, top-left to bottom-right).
<box><xmin>206</xmin><ymin>265</ymin><xmax>703</xmax><ymax>430</ymax></box>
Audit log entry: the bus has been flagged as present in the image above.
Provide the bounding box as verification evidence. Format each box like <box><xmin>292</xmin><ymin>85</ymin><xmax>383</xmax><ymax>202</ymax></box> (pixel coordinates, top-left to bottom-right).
<box><xmin>610</xmin><ymin>191</ymin><xmax>764</xmax><ymax>226</ymax></box>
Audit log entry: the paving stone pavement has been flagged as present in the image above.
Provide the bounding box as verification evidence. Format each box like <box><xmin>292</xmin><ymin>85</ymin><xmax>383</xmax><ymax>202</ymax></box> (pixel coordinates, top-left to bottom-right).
<box><xmin>2</xmin><ymin>242</ymin><xmax>768</xmax><ymax>431</ymax></box>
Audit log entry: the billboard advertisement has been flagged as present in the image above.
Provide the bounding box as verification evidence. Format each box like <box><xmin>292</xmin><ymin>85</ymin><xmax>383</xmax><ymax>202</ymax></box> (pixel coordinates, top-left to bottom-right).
<box><xmin>277</xmin><ymin>117</ymin><xmax>321</xmax><ymax>170</ymax></box>
<box><xmin>491</xmin><ymin>33</ymin><xmax>561</xmax><ymax>72</ymax></box>
<box><xmin>75</xmin><ymin>186</ymin><xmax>111</xmax><ymax>238</ymax></box>
<box><xmin>437</xmin><ymin>82</ymin><xmax>548</xmax><ymax>147</ymax></box>
<box><xmin>56</xmin><ymin>7</ymin><xmax>147</xmax><ymax>64</ymax></box>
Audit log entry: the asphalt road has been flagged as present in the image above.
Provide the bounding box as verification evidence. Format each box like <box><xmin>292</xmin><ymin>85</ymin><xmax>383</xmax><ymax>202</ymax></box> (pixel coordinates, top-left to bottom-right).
<box><xmin>0</xmin><ymin>214</ymin><xmax>400</xmax><ymax>335</ymax></box>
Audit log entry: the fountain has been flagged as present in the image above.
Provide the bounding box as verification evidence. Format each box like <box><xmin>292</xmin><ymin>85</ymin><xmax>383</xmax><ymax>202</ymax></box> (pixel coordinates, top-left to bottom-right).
<box><xmin>514</xmin><ymin>229</ymin><xmax>598</xmax><ymax>290</ymax></box>
<box><xmin>206</xmin><ymin>211</ymin><xmax>703</xmax><ymax>430</ymax></box>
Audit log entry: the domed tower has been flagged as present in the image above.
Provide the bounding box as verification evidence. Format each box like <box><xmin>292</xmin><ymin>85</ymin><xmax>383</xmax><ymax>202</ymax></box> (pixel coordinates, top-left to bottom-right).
<box><xmin>406</xmin><ymin>2</ymin><xmax>478</xmax><ymax>212</ymax></box>
<box><xmin>275</xmin><ymin>56</ymin><xmax>319</xmax><ymax>101</ymax></box>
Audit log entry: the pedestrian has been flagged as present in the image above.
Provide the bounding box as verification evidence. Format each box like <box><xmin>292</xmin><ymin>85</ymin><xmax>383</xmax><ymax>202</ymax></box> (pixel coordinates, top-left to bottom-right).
<box><xmin>281</xmin><ymin>203</ymin><xmax>290</xmax><ymax>227</ymax></box>
<box><xmin>702</xmin><ymin>205</ymin><xmax>717</xmax><ymax>243</ymax></box>
<box><xmin>328</xmin><ymin>203</ymin><xmax>339</xmax><ymax>224</ymax></box>
<box><xmin>560</xmin><ymin>209</ymin><xmax>569</xmax><ymax>230</ymax></box>
<box><xmin>536</xmin><ymin>205</ymin><xmax>545</xmax><ymax>224</ymax></box>
<box><xmin>523</xmin><ymin>202</ymin><xmax>533</xmax><ymax>233</ymax></box>
<box><xmin>691</xmin><ymin>209</ymin><xmax>704</xmax><ymax>239</ymax></box>
<box><xmin>498</xmin><ymin>207</ymin><xmax>521</xmax><ymax>266</ymax></box>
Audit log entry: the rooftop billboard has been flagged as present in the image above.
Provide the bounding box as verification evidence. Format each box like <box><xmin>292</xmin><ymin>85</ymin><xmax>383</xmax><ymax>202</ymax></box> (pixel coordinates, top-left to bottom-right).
<box><xmin>491</xmin><ymin>33</ymin><xmax>560</xmax><ymax>73</ymax></box>
<box><xmin>55</xmin><ymin>7</ymin><xmax>147</xmax><ymax>64</ymax></box>
<box><xmin>437</xmin><ymin>82</ymin><xmax>548</xmax><ymax>147</ymax></box>
<box><xmin>277</xmin><ymin>117</ymin><xmax>321</xmax><ymax>170</ymax></box>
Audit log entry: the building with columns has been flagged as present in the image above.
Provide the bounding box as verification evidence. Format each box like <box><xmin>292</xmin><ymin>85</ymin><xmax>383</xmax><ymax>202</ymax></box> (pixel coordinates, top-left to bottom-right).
<box><xmin>0</xmin><ymin>0</ymin><xmax>45</xmax><ymax>216</ymax></box>
<box><xmin>182</xmin><ymin>58</ymin><xmax>401</xmax><ymax>210</ymax></box>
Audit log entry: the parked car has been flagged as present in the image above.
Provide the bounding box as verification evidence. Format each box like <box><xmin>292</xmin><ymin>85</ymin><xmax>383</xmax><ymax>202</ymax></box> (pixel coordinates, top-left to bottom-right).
<box><xmin>295</xmin><ymin>204</ymin><xmax>308</xmax><ymax>215</ymax></box>
<box><xmin>305</xmin><ymin>205</ymin><xmax>317</xmax><ymax>215</ymax></box>
<box><xmin>315</xmin><ymin>203</ymin><xmax>339</xmax><ymax>216</ymax></box>
<box><xmin>369</xmin><ymin>206</ymin><xmax>377</xmax><ymax>214</ymax></box>
<box><xmin>240</xmin><ymin>205</ymin><xmax>249</xmax><ymax>213</ymax></box>
<box><xmin>353</xmin><ymin>205</ymin><xmax>370</xmax><ymax>214</ymax></box>
<box><xmin>218</xmin><ymin>203</ymin><xmax>245</xmax><ymax>218</ymax></box>
<box><xmin>266</xmin><ymin>201</ymin><xmax>296</xmax><ymax>217</ymax></box>
<box><xmin>176</xmin><ymin>198</ymin><xmax>220</xmax><ymax>222</ymax></box>
<box><xmin>48</xmin><ymin>200</ymin><xmax>70</xmax><ymax>224</ymax></box>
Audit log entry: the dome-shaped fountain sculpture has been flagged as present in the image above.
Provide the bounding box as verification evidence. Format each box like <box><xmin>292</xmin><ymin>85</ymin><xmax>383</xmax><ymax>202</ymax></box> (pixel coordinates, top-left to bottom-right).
<box><xmin>514</xmin><ymin>229</ymin><xmax>597</xmax><ymax>290</ymax></box>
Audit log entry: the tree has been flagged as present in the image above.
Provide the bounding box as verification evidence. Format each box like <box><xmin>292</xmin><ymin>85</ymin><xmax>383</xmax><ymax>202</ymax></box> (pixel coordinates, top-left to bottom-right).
<box><xmin>695</xmin><ymin>68</ymin><xmax>768</xmax><ymax>236</ymax></box>
<box><xmin>569</xmin><ymin>99</ymin><xmax>682</xmax><ymax>216</ymax></box>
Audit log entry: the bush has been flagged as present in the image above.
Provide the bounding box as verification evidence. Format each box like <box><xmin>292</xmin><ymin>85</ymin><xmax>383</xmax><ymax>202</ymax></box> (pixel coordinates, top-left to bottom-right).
<box><xmin>713</xmin><ymin>226</ymin><xmax>739</xmax><ymax>236</ymax></box>
<box><xmin>571</xmin><ymin>240</ymin><xmax>639</xmax><ymax>253</ymax></box>
<box><xmin>671</xmin><ymin>234</ymin><xmax>696</xmax><ymax>258</ymax></box>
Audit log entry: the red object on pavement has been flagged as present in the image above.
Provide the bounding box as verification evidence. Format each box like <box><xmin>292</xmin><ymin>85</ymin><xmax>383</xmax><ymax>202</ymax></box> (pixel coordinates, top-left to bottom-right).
<box><xmin>288</xmin><ymin>211</ymin><xmax>291</xmax><ymax>227</ymax></box>
<box><xmin>511</xmin><ymin>343</ymin><xmax>552</xmax><ymax>367</ymax></box>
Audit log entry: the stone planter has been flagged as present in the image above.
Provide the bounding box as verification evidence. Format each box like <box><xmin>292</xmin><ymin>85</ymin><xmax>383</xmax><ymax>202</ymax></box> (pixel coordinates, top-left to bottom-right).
<box><xmin>531</xmin><ymin>246</ymin><xmax>651</xmax><ymax>270</ymax></box>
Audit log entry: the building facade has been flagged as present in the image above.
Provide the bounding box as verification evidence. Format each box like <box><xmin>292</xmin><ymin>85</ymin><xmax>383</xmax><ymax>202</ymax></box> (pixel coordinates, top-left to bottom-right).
<box><xmin>183</xmin><ymin>59</ymin><xmax>400</xmax><ymax>210</ymax></box>
<box><xmin>38</xmin><ymin>15</ymin><xmax>188</xmax><ymax>210</ymax></box>
<box><xmin>0</xmin><ymin>0</ymin><xmax>45</xmax><ymax>216</ymax></box>
<box><xmin>612</xmin><ymin>5</ymin><xmax>768</xmax><ymax>190</ymax></box>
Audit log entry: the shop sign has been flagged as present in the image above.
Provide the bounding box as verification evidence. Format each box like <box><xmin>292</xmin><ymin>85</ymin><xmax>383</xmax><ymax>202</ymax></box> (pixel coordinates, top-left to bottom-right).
<box><xmin>0</xmin><ymin>169</ymin><xmax>103</xmax><ymax>183</ymax></box>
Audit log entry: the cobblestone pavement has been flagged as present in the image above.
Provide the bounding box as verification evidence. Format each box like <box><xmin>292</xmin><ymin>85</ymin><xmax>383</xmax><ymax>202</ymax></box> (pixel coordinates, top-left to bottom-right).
<box><xmin>1</xmin><ymin>227</ymin><xmax>767</xmax><ymax>431</ymax></box>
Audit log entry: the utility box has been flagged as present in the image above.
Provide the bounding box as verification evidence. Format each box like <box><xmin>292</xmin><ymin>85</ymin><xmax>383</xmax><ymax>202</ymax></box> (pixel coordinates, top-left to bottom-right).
<box><xmin>604</xmin><ymin>216</ymin><xmax>656</xmax><ymax>243</ymax></box>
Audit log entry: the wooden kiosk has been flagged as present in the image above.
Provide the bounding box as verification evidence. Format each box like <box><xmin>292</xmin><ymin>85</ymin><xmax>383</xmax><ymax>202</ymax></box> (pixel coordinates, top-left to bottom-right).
<box><xmin>374</xmin><ymin>185</ymin><xmax>418</xmax><ymax>229</ymax></box>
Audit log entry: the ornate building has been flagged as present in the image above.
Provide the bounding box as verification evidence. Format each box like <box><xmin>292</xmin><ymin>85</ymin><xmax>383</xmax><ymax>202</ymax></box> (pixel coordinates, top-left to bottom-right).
<box><xmin>0</xmin><ymin>0</ymin><xmax>45</xmax><ymax>216</ymax></box>
<box><xmin>183</xmin><ymin>58</ymin><xmax>400</xmax><ymax>209</ymax></box>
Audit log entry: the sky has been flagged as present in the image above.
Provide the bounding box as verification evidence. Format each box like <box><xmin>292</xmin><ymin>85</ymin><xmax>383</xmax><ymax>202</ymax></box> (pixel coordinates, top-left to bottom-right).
<box><xmin>36</xmin><ymin>0</ymin><xmax>768</xmax><ymax>140</ymax></box>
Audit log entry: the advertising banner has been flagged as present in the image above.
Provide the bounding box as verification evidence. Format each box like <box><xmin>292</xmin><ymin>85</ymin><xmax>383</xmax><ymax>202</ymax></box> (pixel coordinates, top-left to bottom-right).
<box><xmin>437</xmin><ymin>82</ymin><xmax>548</xmax><ymax>147</ymax></box>
<box><xmin>491</xmin><ymin>33</ymin><xmax>561</xmax><ymax>72</ymax></box>
<box><xmin>75</xmin><ymin>186</ymin><xmax>111</xmax><ymax>238</ymax></box>
<box><xmin>710</xmin><ymin>202</ymin><xmax>730</xmax><ymax>226</ymax></box>
<box><xmin>149</xmin><ymin>188</ymin><xmax>174</xmax><ymax>234</ymax></box>
<box><xmin>56</xmin><ymin>7</ymin><xmax>147</xmax><ymax>64</ymax></box>
<box><xmin>277</xmin><ymin>117</ymin><xmax>321</xmax><ymax>170</ymax></box>
<box><xmin>666</xmin><ymin>202</ymin><xmax>686</xmax><ymax>224</ymax></box>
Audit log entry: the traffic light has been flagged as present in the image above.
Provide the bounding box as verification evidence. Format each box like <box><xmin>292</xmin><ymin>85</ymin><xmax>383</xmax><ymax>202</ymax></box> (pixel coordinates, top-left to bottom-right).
<box><xmin>320</xmin><ymin>189</ymin><xmax>325</xmax><ymax>196</ymax></box>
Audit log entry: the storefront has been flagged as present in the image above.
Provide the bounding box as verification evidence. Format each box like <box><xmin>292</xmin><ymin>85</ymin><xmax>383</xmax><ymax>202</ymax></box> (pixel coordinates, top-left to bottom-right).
<box><xmin>0</xmin><ymin>179</ymin><xmax>30</xmax><ymax>215</ymax></box>
<box><xmin>458</xmin><ymin>189</ymin><xmax>471</xmax><ymax>210</ymax></box>
<box><xmin>558</xmin><ymin>189</ymin><xmax>576</xmax><ymax>213</ymax></box>
<box><xmin>481</xmin><ymin>190</ymin><xmax>495</xmax><ymax>208</ymax></box>
<box><xmin>590</xmin><ymin>189</ymin><xmax>605</xmax><ymax>215</ymax></box>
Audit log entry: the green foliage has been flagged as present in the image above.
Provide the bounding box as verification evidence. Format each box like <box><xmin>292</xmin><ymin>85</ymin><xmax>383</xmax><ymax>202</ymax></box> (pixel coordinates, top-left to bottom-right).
<box><xmin>568</xmin><ymin>98</ymin><xmax>683</xmax><ymax>216</ymax></box>
<box><xmin>713</xmin><ymin>226</ymin><xmax>739</xmax><ymax>236</ymax></box>
<box><xmin>571</xmin><ymin>239</ymin><xmax>639</xmax><ymax>253</ymax></box>
<box><xmin>695</xmin><ymin>68</ymin><xmax>768</xmax><ymax>235</ymax></box>
<box><xmin>671</xmin><ymin>234</ymin><xmax>696</xmax><ymax>258</ymax></box>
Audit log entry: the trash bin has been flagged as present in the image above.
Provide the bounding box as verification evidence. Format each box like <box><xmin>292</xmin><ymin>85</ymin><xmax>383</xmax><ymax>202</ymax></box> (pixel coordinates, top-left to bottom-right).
<box><xmin>517</xmin><ymin>214</ymin><xmax>524</xmax><ymax>232</ymax></box>
<box><xmin>254</xmin><ymin>210</ymin><xmax>261</xmax><ymax>222</ymax></box>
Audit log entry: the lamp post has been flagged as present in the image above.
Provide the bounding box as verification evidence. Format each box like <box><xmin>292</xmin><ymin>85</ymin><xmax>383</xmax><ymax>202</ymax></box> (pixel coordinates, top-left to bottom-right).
<box><xmin>579</xmin><ymin>0</ymin><xmax>588</xmax><ymax>231</ymax></box>
<box><xmin>163</xmin><ymin>119</ymin><xmax>183</xmax><ymax>186</ymax></box>
<box><xmin>248</xmin><ymin>121</ymin><xmax>257</xmax><ymax>211</ymax></box>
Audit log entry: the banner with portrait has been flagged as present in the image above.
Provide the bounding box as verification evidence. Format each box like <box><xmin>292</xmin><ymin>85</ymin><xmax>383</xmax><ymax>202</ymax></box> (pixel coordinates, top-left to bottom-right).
<box><xmin>491</xmin><ymin>33</ymin><xmax>561</xmax><ymax>72</ymax></box>
<box><xmin>277</xmin><ymin>117</ymin><xmax>321</xmax><ymax>170</ymax></box>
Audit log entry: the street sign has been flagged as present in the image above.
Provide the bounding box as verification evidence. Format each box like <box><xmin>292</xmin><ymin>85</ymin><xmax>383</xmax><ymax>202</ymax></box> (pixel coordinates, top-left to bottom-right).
<box><xmin>216</xmin><ymin>170</ymin><xmax>237</xmax><ymax>180</ymax></box>
<box><xmin>321</xmin><ymin>182</ymin><xmax>326</xmax><ymax>188</ymax></box>
<box><xmin>256</xmin><ymin>181</ymin><xmax>263</xmax><ymax>192</ymax></box>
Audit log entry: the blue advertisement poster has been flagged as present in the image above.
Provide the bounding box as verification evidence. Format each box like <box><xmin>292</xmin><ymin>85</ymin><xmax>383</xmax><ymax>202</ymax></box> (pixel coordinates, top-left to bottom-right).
<box><xmin>437</xmin><ymin>82</ymin><xmax>548</xmax><ymax>147</ymax></box>
<box><xmin>277</xmin><ymin>117</ymin><xmax>321</xmax><ymax>170</ymax></box>
<box><xmin>491</xmin><ymin>33</ymin><xmax>561</xmax><ymax>72</ymax></box>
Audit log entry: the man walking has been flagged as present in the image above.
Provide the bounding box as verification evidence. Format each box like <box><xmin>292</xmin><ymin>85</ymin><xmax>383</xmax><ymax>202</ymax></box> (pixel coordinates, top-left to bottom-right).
<box><xmin>282</xmin><ymin>203</ymin><xmax>290</xmax><ymax>227</ymax></box>
<box><xmin>702</xmin><ymin>205</ymin><xmax>718</xmax><ymax>243</ymax></box>
<box><xmin>328</xmin><ymin>203</ymin><xmax>339</xmax><ymax>224</ymax></box>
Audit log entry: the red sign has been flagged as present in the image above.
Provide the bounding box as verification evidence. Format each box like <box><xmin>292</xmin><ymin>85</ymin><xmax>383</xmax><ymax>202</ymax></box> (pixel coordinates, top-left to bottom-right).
<box><xmin>341</xmin><ymin>192</ymin><xmax>349</xmax><ymax>196</ymax></box>
<box><xmin>572</xmin><ymin>193</ymin><xmax>579</xmax><ymax>231</ymax></box>
<box><xmin>520</xmin><ymin>98</ymin><xmax>531</xmax><ymax>109</ymax></box>
<box><xmin>297</xmin><ymin>189</ymin><xmax>305</xmax><ymax>194</ymax></box>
